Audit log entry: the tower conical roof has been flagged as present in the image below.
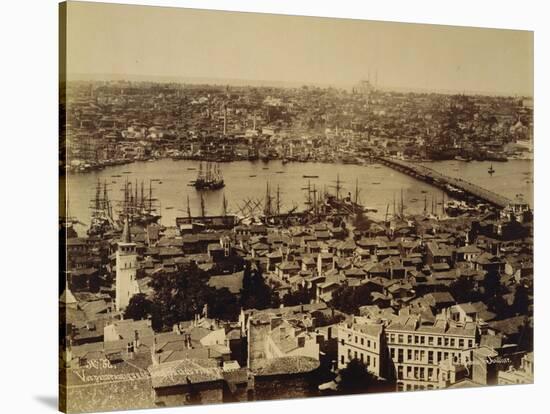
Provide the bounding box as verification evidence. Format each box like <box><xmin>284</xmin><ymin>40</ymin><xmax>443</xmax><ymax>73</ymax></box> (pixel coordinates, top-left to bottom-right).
<box><xmin>121</xmin><ymin>217</ymin><xmax>131</xmax><ymax>243</ymax></box>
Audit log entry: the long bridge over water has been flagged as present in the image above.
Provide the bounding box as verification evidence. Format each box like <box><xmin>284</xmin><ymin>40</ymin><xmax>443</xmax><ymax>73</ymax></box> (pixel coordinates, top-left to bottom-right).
<box><xmin>377</xmin><ymin>157</ymin><xmax>514</xmax><ymax>209</ymax></box>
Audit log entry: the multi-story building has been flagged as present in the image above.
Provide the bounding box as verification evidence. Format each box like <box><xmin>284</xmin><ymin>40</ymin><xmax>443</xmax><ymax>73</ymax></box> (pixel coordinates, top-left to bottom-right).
<box><xmin>337</xmin><ymin>317</ymin><xmax>385</xmax><ymax>377</ymax></box>
<box><xmin>385</xmin><ymin>315</ymin><xmax>479</xmax><ymax>391</ymax></box>
<box><xmin>498</xmin><ymin>352</ymin><xmax>534</xmax><ymax>385</ymax></box>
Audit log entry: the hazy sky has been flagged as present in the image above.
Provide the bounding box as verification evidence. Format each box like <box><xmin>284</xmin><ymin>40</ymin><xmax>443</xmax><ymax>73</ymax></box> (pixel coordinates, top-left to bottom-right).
<box><xmin>65</xmin><ymin>1</ymin><xmax>533</xmax><ymax>95</ymax></box>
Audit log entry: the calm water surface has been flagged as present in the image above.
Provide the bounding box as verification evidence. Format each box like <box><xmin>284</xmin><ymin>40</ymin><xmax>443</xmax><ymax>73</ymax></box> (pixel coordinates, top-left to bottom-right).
<box><xmin>63</xmin><ymin>159</ymin><xmax>533</xmax><ymax>233</ymax></box>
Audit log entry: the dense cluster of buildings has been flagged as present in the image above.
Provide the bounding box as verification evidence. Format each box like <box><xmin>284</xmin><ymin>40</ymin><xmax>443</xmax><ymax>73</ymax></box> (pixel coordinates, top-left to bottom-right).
<box><xmin>60</xmin><ymin>80</ymin><xmax>533</xmax><ymax>173</ymax></box>
<box><xmin>60</xmin><ymin>171</ymin><xmax>533</xmax><ymax>410</ymax></box>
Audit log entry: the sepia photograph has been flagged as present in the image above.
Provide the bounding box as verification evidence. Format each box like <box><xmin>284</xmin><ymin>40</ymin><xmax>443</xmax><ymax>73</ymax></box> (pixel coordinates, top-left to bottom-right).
<box><xmin>58</xmin><ymin>1</ymin><xmax>534</xmax><ymax>412</ymax></box>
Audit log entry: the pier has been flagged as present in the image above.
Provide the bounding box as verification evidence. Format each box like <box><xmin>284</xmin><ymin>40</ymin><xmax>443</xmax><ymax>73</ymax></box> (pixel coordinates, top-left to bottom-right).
<box><xmin>377</xmin><ymin>157</ymin><xmax>513</xmax><ymax>209</ymax></box>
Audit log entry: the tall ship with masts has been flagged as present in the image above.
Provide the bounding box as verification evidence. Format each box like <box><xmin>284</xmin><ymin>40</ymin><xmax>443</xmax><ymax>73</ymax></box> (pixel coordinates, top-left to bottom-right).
<box><xmin>88</xmin><ymin>178</ymin><xmax>116</xmax><ymax>237</ymax></box>
<box><xmin>193</xmin><ymin>161</ymin><xmax>225</xmax><ymax>190</ymax></box>
<box><xmin>116</xmin><ymin>178</ymin><xmax>161</xmax><ymax>228</ymax></box>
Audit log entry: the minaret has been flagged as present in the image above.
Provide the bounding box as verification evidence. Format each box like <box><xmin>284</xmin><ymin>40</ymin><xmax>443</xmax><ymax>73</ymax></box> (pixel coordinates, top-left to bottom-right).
<box><xmin>116</xmin><ymin>217</ymin><xmax>139</xmax><ymax>312</ymax></box>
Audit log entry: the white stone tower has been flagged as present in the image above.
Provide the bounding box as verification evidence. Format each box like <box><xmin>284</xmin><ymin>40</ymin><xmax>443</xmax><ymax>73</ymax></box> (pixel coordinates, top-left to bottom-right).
<box><xmin>115</xmin><ymin>217</ymin><xmax>139</xmax><ymax>311</ymax></box>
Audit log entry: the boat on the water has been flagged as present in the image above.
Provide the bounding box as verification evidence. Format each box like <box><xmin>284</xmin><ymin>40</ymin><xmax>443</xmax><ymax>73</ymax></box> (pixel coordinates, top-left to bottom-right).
<box><xmin>192</xmin><ymin>161</ymin><xmax>225</xmax><ymax>190</ymax></box>
<box><xmin>303</xmin><ymin>175</ymin><xmax>319</xmax><ymax>178</ymax></box>
<box><xmin>488</xmin><ymin>164</ymin><xmax>495</xmax><ymax>175</ymax></box>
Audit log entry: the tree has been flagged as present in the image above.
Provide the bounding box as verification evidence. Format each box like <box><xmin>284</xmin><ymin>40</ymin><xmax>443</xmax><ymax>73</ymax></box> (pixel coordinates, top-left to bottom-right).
<box><xmin>511</xmin><ymin>284</ymin><xmax>530</xmax><ymax>316</ymax></box>
<box><xmin>206</xmin><ymin>287</ymin><xmax>240</xmax><ymax>321</ymax></box>
<box><xmin>339</xmin><ymin>358</ymin><xmax>376</xmax><ymax>393</ymax></box>
<box><xmin>240</xmin><ymin>264</ymin><xmax>279</xmax><ymax>310</ymax></box>
<box><xmin>149</xmin><ymin>262</ymin><xmax>214</xmax><ymax>329</ymax></box>
<box><xmin>124</xmin><ymin>293</ymin><xmax>152</xmax><ymax>321</ymax></box>
<box><xmin>282</xmin><ymin>286</ymin><xmax>313</xmax><ymax>307</ymax></box>
<box><xmin>450</xmin><ymin>277</ymin><xmax>481</xmax><ymax>304</ymax></box>
<box><xmin>330</xmin><ymin>284</ymin><xmax>373</xmax><ymax>315</ymax></box>
<box><xmin>482</xmin><ymin>270</ymin><xmax>501</xmax><ymax>299</ymax></box>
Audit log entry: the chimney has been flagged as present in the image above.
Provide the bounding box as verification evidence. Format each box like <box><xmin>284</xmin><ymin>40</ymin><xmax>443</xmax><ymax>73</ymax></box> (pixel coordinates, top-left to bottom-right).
<box><xmin>152</xmin><ymin>336</ymin><xmax>160</xmax><ymax>365</ymax></box>
<box><xmin>133</xmin><ymin>329</ymin><xmax>140</xmax><ymax>350</ymax></box>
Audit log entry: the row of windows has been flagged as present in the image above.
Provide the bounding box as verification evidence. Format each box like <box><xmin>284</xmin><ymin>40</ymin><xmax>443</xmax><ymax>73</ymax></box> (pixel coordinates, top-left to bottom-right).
<box><xmin>390</xmin><ymin>347</ymin><xmax>470</xmax><ymax>366</ymax></box>
<box><xmin>388</xmin><ymin>333</ymin><xmax>473</xmax><ymax>349</ymax></box>
<box><xmin>340</xmin><ymin>349</ymin><xmax>377</xmax><ymax>369</ymax></box>
<box><xmin>397</xmin><ymin>365</ymin><xmax>438</xmax><ymax>381</ymax></box>
<box><xmin>397</xmin><ymin>382</ymin><xmax>436</xmax><ymax>391</ymax></box>
<box><xmin>351</xmin><ymin>334</ymin><xmax>376</xmax><ymax>350</ymax></box>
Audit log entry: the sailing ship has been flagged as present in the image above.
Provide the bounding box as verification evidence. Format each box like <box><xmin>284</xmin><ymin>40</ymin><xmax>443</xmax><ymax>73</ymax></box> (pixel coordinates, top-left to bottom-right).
<box><xmin>116</xmin><ymin>178</ymin><xmax>161</xmax><ymax>228</ymax></box>
<box><xmin>193</xmin><ymin>162</ymin><xmax>225</xmax><ymax>190</ymax></box>
<box><xmin>488</xmin><ymin>164</ymin><xmax>495</xmax><ymax>175</ymax></box>
<box><xmin>88</xmin><ymin>179</ymin><xmax>116</xmax><ymax>237</ymax></box>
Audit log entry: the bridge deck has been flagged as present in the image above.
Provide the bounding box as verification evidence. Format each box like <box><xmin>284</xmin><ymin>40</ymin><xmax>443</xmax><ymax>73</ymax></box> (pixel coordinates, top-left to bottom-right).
<box><xmin>378</xmin><ymin>157</ymin><xmax>513</xmax><ymax>209</ymax></box>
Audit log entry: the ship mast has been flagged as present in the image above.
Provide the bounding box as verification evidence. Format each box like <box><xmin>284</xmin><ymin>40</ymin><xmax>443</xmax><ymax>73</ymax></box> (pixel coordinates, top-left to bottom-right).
<box><xmin>276</xmin><ymin>185</ymin><xmax>281</xmax><ymax>216</ymax></box>
<box><xmin>354</xmin><ymin>178</ymin><xmax>362</xmax><ymax>213</ymax></box>
<box><xmin>187</xmin><ymin>195</ymin><xmax>192</xmax><ymax>218</ymax></box>
<box><xmin>200</xmin><ymin>192</ymin><xmax>206</xmax><ymax>217</ymax></box>
<box><xmin>334</xmin><ymin>174</ymin><xmax>342</xmax><ymax>200</ymax></box>
<box><xmin>222</xmin><ymin>193</ymin><xmax>228</xmax><ymax>217</ymax></box>
<box><xmin>148</xmin><ymin>179</ymin><xmax>153</xmax><ymax>214</ymax></box>
<box><xmin>400</xmin><ymin>188</ymin><xmax>404</xmax><ymax>218</ymax></box>
<box><xmin>264</xmin><ymin>182</ymin><xmax>272</xmax><ymax>217</ymax></box>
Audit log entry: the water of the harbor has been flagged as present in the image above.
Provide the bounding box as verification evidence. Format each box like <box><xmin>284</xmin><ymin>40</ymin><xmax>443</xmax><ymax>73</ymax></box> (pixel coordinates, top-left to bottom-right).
<box><xmin>63</xmin><ymin>159</ymin><xmax>533</xmax><ymax>234</ymax></box>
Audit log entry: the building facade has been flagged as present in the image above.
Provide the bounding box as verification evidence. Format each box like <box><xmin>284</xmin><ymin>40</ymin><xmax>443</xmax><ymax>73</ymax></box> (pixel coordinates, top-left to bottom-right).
<box><xmin>115</xmin><ymin>218</ymin><xmax>140</xmax><ymax>311</ymax></box>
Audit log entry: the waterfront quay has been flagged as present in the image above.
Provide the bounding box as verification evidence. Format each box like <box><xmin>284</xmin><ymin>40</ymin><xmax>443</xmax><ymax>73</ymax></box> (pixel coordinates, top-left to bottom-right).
<box><xmin>378</xmin><ymin>157</ymin><xmax>514</xmax><ymax>209</ymax></box>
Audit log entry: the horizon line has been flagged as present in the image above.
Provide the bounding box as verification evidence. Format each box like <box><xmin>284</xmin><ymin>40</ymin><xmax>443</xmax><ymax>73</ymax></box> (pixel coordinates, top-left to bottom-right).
<box><xmin>65</xmin><ymin>72</ymin><xmax>534</xmax><ymax>98</ymax></box>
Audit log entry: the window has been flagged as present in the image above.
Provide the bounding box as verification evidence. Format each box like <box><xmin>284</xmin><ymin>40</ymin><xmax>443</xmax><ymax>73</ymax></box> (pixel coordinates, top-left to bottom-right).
<box><xmin>398</xmin><ymin>334</ymin><xmax>404</xmax><ymax>344</ymax></box>
<box><xmin>355</xmin><ymin>336</ymin><xmax>358</xmax><ymax>344</ymax></box>
<box><xmin>398</xmin><ymin>348</ymin><xmax>404</xmax><ymax>363</ymax></box>
<box><xmin>444</xmin><ymin>337</ymin><xmax>450</xmax><ymax>347</ymax></box>
<box><xmin>437</xmin><ymin>337</ymin><xmax>442</xmax><ymax>346</ymax></box>
<box><xmin>468</xmin><ymin>339</ymin><xmax>473</xmax><ymax>348</ymax></box>
<box><xmin>420</xmin><ymin>336</ymin><xmax>425</xmax><ymax>345</ymax></box>
<box><xmin>407</xmin><ymin>349</ymin><xmax>412</xmax><ymax>360</ymax></box>
<box><xmin>450</xmin><ymin>338</ymin><xmax>455</xmax><ymax>347</ymax></box>
<box><xmin>361</xmin><ymin>338</ymin><xmax>364</xmax><ymax>346</ymax></box>
<box><xmin>428</xmin><ymin>351</ymin><xmax>434</xmax><ymax>364</ymax></box>
<box><xmin>360</xmin><ymin>353</ymin><xmax>364</xmax><ymax>362</ymax></box>
<box><xmin>406</xmin><ymin>366</ymin><xmax>412</xmax><ymax>378</ymax></box>
<box><xmin>354</xmin><ymin>351</ymin><xmax>358</xmax><ymax>359</ymax></box>
<box><xmin>459</xmin><ymin>339</ymin><xmax>464</xmax><ymax>348</ymax></box>
<box><xmin>390</xmin><ymin>334</ymin><xmax>395</xmax><ymax>343</ymax></box>
<box><xmin>428</xmin><ymin>368</ymin><xmax>434</xmax><ymax>380</ymax></box>
<box><xmin>428</xmin><ymin>336</ymin><xmax>434</xmax><ymax>346</ymax></box>
<box><xmin>407</xmin><ymin>335</ymin><xmax>413</xmax><ymax>344</ymax></box>
<box><xmin>341</xmin><ymin>355</ymin><xmax>344</xmax><ymax>364</ymax></box>
<box><xmin>398</xmin><ymin>366</ymin><xmax>403</xmax><ymax>380</ymax></box>
<box><xmin>415</xmin><ymin>335</ymin><xmax>419</xmax><ymax>344</ymax></box>
<box><xmin>367</xmin><ymin>355</ymin><xmax>370</xmax><ymax>366</ymax></box>
<box><xmin>367</xmin><ymin>339</ymin><xmax>371</xmax><ymax>348</ymax></box>
<box><xmin>390</xmin><ymin>348</ymin><xmax>396</xmax><ymax>359</ymax></box>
